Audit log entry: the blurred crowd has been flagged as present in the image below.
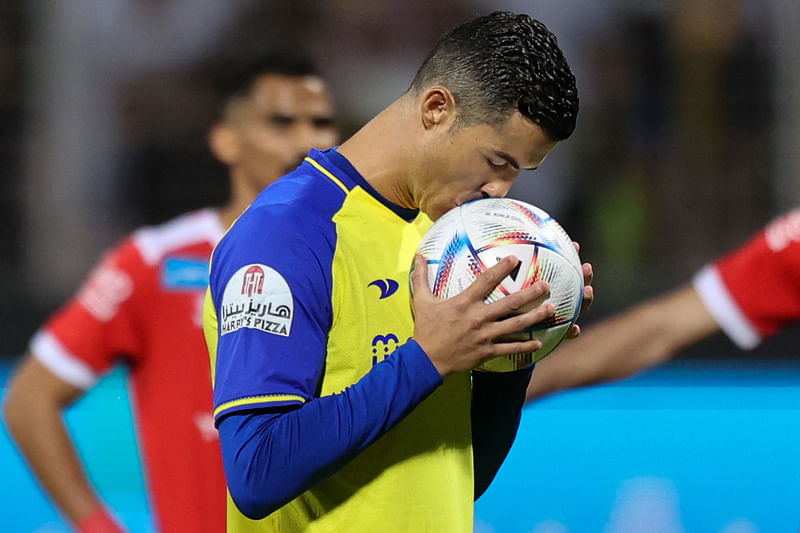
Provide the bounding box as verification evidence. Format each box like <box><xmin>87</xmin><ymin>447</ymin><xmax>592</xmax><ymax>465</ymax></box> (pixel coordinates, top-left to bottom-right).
<box><xmin>1</xmin><ymin>0</ymin><xmax>799</xmax><ymax>356</ymax></box>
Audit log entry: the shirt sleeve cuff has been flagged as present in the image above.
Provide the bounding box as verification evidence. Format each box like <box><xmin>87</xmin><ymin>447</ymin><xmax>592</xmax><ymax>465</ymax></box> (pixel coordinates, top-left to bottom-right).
<box><xmin>692</xmin><ymin>265</ymin><xmax>761</xmax><ymax>349</ymax></box>
<box><xmin>30</xmin><ymin>330</ymin><xmax>100</xmax><ymax>389</ymax></box>
<box><xmin>401</xmin><ymin>338</ymin><xmax>444</xmax><ymax>390</ymax></box>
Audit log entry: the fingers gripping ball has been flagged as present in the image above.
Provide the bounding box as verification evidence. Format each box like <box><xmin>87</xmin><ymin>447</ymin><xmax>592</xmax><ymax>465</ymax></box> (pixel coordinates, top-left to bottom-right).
<box><xmin>412</xmin><ymin>198</ymin><xmax>584</xmax><ymax>372</ymax></box>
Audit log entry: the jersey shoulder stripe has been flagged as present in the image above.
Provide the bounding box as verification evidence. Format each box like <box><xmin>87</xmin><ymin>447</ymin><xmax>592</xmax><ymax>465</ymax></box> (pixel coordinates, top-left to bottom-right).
<box><xmin>304</xmin><ymin>156</ymin><xmax>349</xmax><ymax>193</ymax></box>
<box><xmin>133</xmin><ymin>208</ymin><xmax>224</xmax><ymax>265</ymax></box>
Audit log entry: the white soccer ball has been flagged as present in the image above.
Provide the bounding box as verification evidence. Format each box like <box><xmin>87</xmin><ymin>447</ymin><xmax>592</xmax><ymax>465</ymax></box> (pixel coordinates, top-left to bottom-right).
<box><xmin>414</xmin><ymin>198</ymin><xmax>584</xmax><ymax>372</ymax></box>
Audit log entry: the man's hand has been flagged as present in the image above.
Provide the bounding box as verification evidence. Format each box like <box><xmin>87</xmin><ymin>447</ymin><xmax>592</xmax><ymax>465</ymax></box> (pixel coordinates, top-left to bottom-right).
<box><xmin>565</xmin><ymin>258</ymin><xmax>594</xmax><ymax>339</ymax></box>
<box><xmin>411</xmin><ymin>254</ymin><xmax>556</xmax><ymax>377</ymax></box>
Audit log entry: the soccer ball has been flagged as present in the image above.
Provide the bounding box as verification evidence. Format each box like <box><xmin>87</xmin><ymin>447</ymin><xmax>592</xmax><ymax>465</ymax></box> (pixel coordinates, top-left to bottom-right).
<box><xmin>413</xmin><ymin>198</ymin><xmax>584</xmax><ymax>372</ymax></box>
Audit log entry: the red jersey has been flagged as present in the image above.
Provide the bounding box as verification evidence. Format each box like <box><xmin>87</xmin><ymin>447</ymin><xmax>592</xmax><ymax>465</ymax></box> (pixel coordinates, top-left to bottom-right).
<box><xmin>30</xmin><ymin>209</ymin><xmax>227</xmax><ymax>533</ymax></box>
<box><xmin>693</xmin><ymin>209</ymin><xmax>800</xmax><ymax>349</ymax></box>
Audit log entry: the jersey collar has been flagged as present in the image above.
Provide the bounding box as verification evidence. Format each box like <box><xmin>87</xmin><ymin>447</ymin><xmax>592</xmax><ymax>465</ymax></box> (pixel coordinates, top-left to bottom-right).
<box><xmin>307</xmin><ymin>148</ymin><xmax>420</xmax><ymax>222</ymax></box>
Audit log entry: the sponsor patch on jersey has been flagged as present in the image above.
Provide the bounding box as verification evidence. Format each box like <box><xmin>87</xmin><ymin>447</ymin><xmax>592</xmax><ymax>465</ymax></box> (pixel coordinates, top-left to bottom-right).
<box><xmin>765</xmin><ymin>209</ymin><xmax>800</xmax><ymax>251</ymax></box>
<box><xmin>77</xmin><ymin>261</ymin><xmax>133</xmax><ymax>322</ymax></box>
<box><xmin>220</xmin><ymin>264</ymin><xmax>293</xmax><ymax>337</ymax></box>
<box><xmin>161</xmin><ymin>257</ymin><xmax>209</xmax><ymax>290</ymax></box>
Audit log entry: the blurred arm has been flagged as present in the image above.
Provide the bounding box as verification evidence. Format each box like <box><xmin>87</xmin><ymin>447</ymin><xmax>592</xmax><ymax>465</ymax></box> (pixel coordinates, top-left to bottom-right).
<box><xmin>471</xmin><ymin>366</ymin><xmax>534</xmax><ymax>499</ymax></box>
<box><xmin>526</xmin><ymin>284</ymin><xmax>721</xmax><ymax>402</ymax></box>
<box><xmin>2</xmin><ymin>353</ymin><xmax>119</xmax><ymax>531</ymax></box>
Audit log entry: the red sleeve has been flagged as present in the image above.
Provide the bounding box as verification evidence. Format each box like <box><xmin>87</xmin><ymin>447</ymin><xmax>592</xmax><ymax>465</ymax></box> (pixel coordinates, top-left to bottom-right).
<box><xmin>31</xmin><ymin>238</ymin><xmax>149</xmax><ymax>388</ymax></box>
<box><xmin>693</xmin><ymin>209</ymin><xmax>800</xmax><ymax>349</ymax></box>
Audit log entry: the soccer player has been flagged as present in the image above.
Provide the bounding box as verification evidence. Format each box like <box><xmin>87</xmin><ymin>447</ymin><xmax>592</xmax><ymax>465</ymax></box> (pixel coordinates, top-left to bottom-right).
<box><xmin>526</xmin><ymin>208</ymin><xmax>800</xmax><ymax>402</ymax></box>
<box><xmin>204</xmin><ymin>12</ymin><xmax>591</xmax><ymax>532</ymax></box>
<box><xmin>2</xmin><ymin>54</ymin><xmax>338</xmax><ymax>533</ymax></box>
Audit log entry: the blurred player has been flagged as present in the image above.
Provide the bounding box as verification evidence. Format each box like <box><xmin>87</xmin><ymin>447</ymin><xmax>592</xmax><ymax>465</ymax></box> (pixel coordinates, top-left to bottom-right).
<box><xmin>205</xmin><ymin>12</ymin><xmax>591</xmax><ymax>532</ymax></box>
<box><xmin>2</xmin><ymin>54</ymin><xmax>338</xmax><ymax>533</ymax></box>
<box><xmin>526</xmin><ymin>208</ymin><xmax>800</xmax><ymax>402</ymax></box>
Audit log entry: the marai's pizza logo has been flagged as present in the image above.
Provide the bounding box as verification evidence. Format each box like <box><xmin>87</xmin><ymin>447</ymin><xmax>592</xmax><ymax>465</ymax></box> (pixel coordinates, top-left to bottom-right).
<box><xmin>221</xmin><ymin>264</ymin><xmax>293</xmax><ymax>337</ymax></box>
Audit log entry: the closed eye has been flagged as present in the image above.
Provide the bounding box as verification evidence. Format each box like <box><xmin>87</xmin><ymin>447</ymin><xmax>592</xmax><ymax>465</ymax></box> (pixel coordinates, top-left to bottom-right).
<box><xmin>268</xmin><ymin>115</ymin><xmax>294</xmax><ymax>127</ymax></box>
<box><xmin>486</xmin><ymin>158</ymin><xmax>508</xmax><ymax>170</ymax></box>
<box><xmin>312</xmin><ymin>117</ymin><xmax>335</xmax><ymax>128</ymax></box>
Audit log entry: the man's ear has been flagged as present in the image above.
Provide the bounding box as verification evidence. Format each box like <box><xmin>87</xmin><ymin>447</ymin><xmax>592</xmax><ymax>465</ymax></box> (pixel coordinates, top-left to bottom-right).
<box><xmin>420</xmin><ymin>86</ymin><xmax>457</xmax><ymax>131</ymax></box>
<box><xmin>208</xmin><ymin>123</ymin><xmax>240</xmax><ymax>165</ymax></box>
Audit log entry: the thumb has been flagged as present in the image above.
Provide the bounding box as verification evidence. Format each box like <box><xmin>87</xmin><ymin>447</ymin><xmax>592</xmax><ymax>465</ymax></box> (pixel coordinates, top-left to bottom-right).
<box><xmin>410</xmin><ymin>254</ymin><xmax>434</xmax><ymax>302</ymax></box>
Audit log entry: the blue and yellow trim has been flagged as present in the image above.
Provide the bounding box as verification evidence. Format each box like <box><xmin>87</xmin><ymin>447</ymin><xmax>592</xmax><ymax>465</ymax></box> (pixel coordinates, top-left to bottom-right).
<box><xmin>304</xmin><ymin>157</ymin><xmax>350</xmax><ymax>194</ymax></box>
<box><xmin>214</xmin><ymin>394</ymin><xmax>307</xmax><ymax>419</ymax></box>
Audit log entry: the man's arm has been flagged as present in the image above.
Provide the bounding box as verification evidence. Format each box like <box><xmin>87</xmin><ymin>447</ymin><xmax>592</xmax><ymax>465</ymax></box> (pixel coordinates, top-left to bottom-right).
<box><xmin>2</xmin><ymin>237</ymin><xmax>146</xmax><ymax>532</ymax></box>
<box><xmin>2</xmin><ymin>354</ymin><xmax>124</xmax><ymax>532</ymax></box>
<box><xmin>218</xmin><ymin>340</ymin><xmax>441</xmax><ymax>519</ymax></box>
<box><xmin>471</xmin><ymin>366</ymin><xmax>533</xmax><ymax>499</ymax></box>
<box><xmin>527</xmin><ymin>210</ymin><xmax>800</xmax><ymax>403</ymax></box>
<box><xmin>215</xmin><ymin>256</ymin><xmax>556</xmax><ymax>518</ymax></box>
<box><xmin>526</xmin><ymin>284</ymin><xmax>721</xmax><ymax>402</ymax></box>
<box><xmin>469</xmin><ymin>254</ymin><xmax>594</xmax><ymax>499</ymax></box>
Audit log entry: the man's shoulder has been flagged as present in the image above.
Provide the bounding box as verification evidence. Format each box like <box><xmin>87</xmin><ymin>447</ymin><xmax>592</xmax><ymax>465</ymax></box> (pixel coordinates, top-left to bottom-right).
<box><xmin>131</xmin><ymin>208</ymin><xmax>224</xmax><ymax>266</ymax></box>
<box><xmin>237</xmin><ymin>172</ymin><xmax>347</xmax><ymax>238</ymax></box>
<box><xmin>210</xmin><ymin>174</ymin><xmax>347</xmax><ymax>291</ymax></box>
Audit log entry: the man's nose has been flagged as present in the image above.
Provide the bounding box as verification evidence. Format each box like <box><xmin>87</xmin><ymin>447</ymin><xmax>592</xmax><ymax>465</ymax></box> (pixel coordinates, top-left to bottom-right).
<box><xmin>295</xmin><ymin>120</ymin><xmax>338</xmax><ymax>150</ymax></box>
<box><xmin>481</xmin><ymin>179</ymin><xmax>513</xmax><ymax>198</ymax></box>
<box><xmin>293</xmin><ymin>123</ymin><xmax>319</xmax><ymax>154</ymax></box>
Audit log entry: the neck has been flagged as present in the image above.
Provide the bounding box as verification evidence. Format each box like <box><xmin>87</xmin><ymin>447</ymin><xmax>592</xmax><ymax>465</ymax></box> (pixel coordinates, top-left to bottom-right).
<box><xmin>216</xmin><ymin>171</ymin><xmax>259</xmax><ymax>230</ymax></box>
<box><xmin>337</xmin><ymin>98</ymin><xmax>416</xmax><ymax>210</ymax></box>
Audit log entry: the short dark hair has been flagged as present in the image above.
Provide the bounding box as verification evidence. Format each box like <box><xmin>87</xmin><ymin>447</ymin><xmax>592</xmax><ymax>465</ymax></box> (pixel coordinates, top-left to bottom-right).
<box><xmin>214</xmin><ymin>53</ymin><xmax>321</xmax><ymax>112</ymax></box>
<box><xmin>410</xmin><ymin>11</ymin><xmax>578</xmax><ymax>141</ymax></box>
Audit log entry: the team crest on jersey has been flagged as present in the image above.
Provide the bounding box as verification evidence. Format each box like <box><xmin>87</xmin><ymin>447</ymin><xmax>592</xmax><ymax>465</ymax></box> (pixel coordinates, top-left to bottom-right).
<box><xmin>220</xmin><ymin>264</ymin><xmax>293</xmax><ymax>337</ymax></box>
<box><xmin>371</xmin><ymin>332</ymin><xmax>400</xmax><ymax>366</ymax></box>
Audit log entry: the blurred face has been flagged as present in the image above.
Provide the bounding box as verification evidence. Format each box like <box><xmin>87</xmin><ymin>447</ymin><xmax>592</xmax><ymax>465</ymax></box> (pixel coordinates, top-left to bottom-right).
<box><xmin>213</xmin><ymin>73</ymin><xmax>338</xmax><ymax>193</ymax></box>
<box><xmin>415</xmin><ymin>110</ymin><xmax>557</xmax><ymax>220</ymax></box>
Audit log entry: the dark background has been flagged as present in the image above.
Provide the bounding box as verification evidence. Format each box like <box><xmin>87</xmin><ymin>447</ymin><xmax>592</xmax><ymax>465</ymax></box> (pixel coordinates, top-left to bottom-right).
<box><xmin>1</xmin><ymin>0</ymin><xmax>799</xmax><ymax>360</ymax></box>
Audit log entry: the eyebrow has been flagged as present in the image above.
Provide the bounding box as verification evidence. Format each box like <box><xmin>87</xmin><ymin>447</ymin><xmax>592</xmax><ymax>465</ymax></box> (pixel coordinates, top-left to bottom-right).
<box><xmin>268</xmin><ymin>113</ymin><xmax>295</xmax><ymax>121</ymax></box>
<box><xmin>497</xmin><ymin>151</ymin><xmax>538</xmax><ymax>171</ymax></box>
<box><xmin>267</xmin><ymin>112</ymin><xmax>336</xmax><ymax>122</ymax></box>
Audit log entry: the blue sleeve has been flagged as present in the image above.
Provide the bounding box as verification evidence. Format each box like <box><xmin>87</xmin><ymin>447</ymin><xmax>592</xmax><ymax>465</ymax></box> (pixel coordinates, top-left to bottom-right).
<box><xmin>471</xmin><ymin>365</ymin><xmax>534</xmax><ymax>500</ymax></box>
<box><xmin>209</xmin><ymin>190</ymin><xmax>336</xmax><ymax>420</ymax></box>
<box><xmin>218</xmin><ymin>339</ymin><xmax>442</xmax><ymax>519</ymax></box>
